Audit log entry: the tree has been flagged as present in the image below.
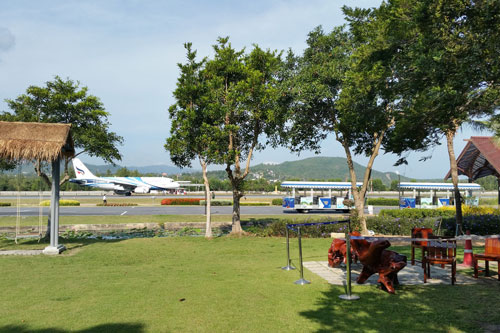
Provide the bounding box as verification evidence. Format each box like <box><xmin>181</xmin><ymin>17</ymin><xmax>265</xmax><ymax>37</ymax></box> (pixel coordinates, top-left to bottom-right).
<box><xmin>371</xmin><ymin>179</ymin><xmax>386</xmax><ymax>191</ymax></box>
<box><xmin>279</xmin><ymin>14</ymin><xmax>422</xmax><ymax>234</ymax></box>
<box><xmin>203</xmin><ymin>38</ymin><xmax>282</xmax><ymax>234</ymax></box>
<box><xmin>166</xmin><ymin>43</ymin><xmax>220</xmax><ymax>238</ymax></box>
<box><xmin>3</xmin><ymin>76</ymin><xmax>123</xmax><ymax>186</ymax></box>
<box><xmin>390</xmin><ymin>180</ymin><xmax>399</xmax><ymax>192</ymax></box>
<box><xmin>379</xmin><ymin>0</ymin><xmax>500</xmax><ymax>234</ymax></box>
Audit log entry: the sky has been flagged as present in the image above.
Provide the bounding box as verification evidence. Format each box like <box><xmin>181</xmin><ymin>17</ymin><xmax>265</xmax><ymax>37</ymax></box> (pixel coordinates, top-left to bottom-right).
<box><xmin>0</xmin><ymin>0</ymin><xmax>490</xmax><ymax>179</ymax></box>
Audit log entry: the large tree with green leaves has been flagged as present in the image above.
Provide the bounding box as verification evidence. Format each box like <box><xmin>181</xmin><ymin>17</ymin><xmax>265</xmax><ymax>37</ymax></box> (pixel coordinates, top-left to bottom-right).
<box><xmin>379</xmin><ymin>0</ymin><xmax>500</xmax><ymax>234</ymax></box>
<box><xmin>166</xmin><ymin>43</ymin><xmax>223</xmax><ymax>238</ymax></box>
<box><xmin>2</xmin><ymin>76</ymin><xmax>123</xmax><ymax>185</ymax></box>
<box><xmin>202</xmin><ymin>37</ymin><xmax>282</xmax><ymax>234</ymax></box>
<box><xmin>279</xmin><ymin>6</ymin><xmax>433</xmax><ymax>234</ymax></box>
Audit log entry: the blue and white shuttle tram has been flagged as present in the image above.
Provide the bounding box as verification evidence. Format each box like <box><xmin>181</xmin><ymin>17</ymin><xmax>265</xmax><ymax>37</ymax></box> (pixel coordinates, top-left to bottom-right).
<box><xmin>281</xmin><ymin>181</ymin><xmax>362</xmax><ymax>213</ymax></box>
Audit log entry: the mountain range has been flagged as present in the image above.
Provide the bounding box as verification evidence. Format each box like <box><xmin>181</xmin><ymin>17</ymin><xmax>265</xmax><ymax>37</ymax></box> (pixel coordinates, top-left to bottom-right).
<box><xmin>6</xmin><ymin>156</ymin><xmax>423</xmax><ymax>185</ymax></box>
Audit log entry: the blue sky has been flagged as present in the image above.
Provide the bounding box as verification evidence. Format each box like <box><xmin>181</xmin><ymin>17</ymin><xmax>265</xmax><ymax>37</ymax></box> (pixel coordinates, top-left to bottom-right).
<box><xmin>0</xmin><ymin>0</ymin><xmax>488</xmax><ymax>179</ymax></box>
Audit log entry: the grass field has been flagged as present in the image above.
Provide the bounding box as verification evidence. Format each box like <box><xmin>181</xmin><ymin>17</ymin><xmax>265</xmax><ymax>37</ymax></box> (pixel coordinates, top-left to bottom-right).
<box><xmin>1</xmin><ymin>236</ymin><xmax>500</xmax><ymax>332</ymax></box>
<box><xmin>0</xmin><ymin>214</ymin><xmax>344</xmax><ymax>228</ymax></box>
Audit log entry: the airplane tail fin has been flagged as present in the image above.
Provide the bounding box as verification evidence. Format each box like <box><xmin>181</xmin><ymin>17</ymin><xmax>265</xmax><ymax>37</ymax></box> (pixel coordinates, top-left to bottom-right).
<box><xmin>72</xmin><ymin>158</ymin><xmax>97</xmax><ymax>179</ymax></box>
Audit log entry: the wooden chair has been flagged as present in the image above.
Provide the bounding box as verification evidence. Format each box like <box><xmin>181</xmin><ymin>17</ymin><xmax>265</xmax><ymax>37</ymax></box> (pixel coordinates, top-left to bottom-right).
<box><xmin>411</xmin><ymin>228</ymin><xmax>433</xmax><ymax>266</ymax></box>
<box><xmin>423</xmin><ymin>239</ymin><xmax>457</xmax><ymax>285</ymax></box>
<box><xmin>473</xmin><ymin>237</ymin><xmax>500</xmax><ymax>280</ymax></box>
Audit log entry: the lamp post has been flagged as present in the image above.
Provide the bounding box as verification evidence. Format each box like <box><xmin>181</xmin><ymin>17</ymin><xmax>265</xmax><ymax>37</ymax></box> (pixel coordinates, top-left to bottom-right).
<box><xmin>396</xmin><ymin>170</ymin><xmax>401</xmax><ymax>210</ymax></box>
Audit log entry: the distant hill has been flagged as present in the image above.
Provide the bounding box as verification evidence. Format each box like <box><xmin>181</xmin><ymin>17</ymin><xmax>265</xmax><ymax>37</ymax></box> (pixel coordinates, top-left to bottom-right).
<box><xmin>187</xmin><ymin>156</ymin><xmax>415</xmax><ymax>185</ymax></box>
<box><xmin>247</xmin><ymin>156</ymin><xmax>410</xmax><ymax>185</ymax></box>
<box><xmin>2</xmin><ymin>156</ymin><xmax>439</xmax><ymax>185</ymax></box>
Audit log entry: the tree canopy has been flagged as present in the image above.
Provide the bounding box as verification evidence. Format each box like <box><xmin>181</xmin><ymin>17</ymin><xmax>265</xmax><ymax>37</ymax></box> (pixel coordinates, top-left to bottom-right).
<box><xmin>2</xmin><ymin>76</ymin><xmax>123</xmax><ymax>185</ymax></box>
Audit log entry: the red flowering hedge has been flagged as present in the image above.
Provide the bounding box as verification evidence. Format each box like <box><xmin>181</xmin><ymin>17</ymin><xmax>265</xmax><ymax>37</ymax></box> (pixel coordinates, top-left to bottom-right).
<box><xmin>161</xmin><ymin>198</ymin><xmax>202</xmax><ymax>205</ymax></box>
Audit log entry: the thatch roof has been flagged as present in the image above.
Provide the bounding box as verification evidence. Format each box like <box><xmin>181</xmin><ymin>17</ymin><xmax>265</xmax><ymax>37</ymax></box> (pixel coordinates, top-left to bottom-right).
<box><xmin>0</xmin><ymin>121</ymin><xmax>75</xmax><ymax>162</ymax></box>
<box><xmin>445</xmin><ymin>136</ymin><xmax>500</xmax><ymax>180</ymax></box>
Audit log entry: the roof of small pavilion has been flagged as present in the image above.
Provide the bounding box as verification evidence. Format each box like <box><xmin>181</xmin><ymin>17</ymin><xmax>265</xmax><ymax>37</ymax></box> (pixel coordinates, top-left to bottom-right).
<box><xmin>445</xmin><ymin>136</ymin><xmax>500</xmax><ymax>180</ymax></box>
<box><xmin>0</xmin><ymin>121</ymin><xmax>75</xmax><ymax>162</ymax></box>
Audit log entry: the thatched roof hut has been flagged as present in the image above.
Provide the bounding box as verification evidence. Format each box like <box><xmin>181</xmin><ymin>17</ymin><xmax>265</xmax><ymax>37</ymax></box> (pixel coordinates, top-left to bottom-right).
<box><xmin>0</xmin><ymin>121</ymin><xmax>75</xmax><ymax>162</ymax></box>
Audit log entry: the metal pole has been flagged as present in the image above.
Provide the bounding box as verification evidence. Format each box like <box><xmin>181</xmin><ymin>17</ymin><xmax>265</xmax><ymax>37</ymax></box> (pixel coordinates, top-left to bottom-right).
<box><xmin>43</xmin><ymin>157</ymin><xmax>65</xmax><ymax>255</ymax></box>
<box><xmin>339</xmin><ymin>220</ymin><xmax>359</xmax><ymax>300</ymax></box>
<box><xmin>294</xmin><ymin>226</ymin><xmax>310</xmax><ymax>285</ymax></box>
<box><xmin>282</xmin><ymin>225</ymin><xmax>295</xmax><ymax>270</ymax></box>
<box><xmin>53</xmin><ymin>158</ymin><xmax>60</xmax><ymax>249</ymax></box>
<box><xmin>398</xmin><ymin>173</ymin><xmax>401</xmax><ymax>210</ymax></box>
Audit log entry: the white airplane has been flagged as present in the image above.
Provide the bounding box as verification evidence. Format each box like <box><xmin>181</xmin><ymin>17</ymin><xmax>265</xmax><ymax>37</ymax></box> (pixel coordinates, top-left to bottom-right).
<box><xmin>69</xmin><ymin>158</ymin><xmax>181</xmax><ymax>196</ymax></box>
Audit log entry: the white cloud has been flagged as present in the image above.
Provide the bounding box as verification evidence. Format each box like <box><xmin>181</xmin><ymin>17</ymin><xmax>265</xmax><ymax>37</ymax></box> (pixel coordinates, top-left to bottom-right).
<box><xmin>0</xmin><ymin>27</ymin><xmax>15</xmax><ymax>52</ymax></box>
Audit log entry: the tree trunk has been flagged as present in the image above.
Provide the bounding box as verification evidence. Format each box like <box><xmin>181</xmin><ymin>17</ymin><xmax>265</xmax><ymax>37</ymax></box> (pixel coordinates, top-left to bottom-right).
<box><xmin>200</xmin><ymin>159</ymin><xmax>212</xmax><ymax>238</ymax></box>
<box><xmin>343</xmin><ymin>145</ymin><xmax>368</xmax><ymax>235</ymax></box>
<box><xmin>446</xmin><ymin>129</ymin><xmax>463</xmax><ymax>236</ymax></box>
<box><xmin>231</xmin><ymin>189</ymin><xmax>243</xmax><ymax>234</ymax></box>
<box><xmin>340</xmin><ymin>128</ymin><xmax>385</xmax><ymax>236</ymax></box>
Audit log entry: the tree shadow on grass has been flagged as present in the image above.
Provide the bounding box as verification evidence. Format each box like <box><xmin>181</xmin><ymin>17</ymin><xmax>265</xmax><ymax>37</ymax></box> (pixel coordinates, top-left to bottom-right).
<box><xmin>0</xmin><ymin>236</ymin><xmax>131</xmax><ymax>253</ymax></box>
<box><xmin>300</xmin><ymin>283</ymin><xmax>500</xmax><ymax>333</ymax></box>
<box><xmin>0</xmin><ymin>323</ymin><xmax>145</xmax><ymax>332</ymax></box>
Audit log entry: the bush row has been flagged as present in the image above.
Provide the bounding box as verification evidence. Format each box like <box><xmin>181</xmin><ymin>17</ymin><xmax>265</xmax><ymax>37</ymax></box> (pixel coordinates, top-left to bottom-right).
<box><xmin>366</xmin><ymin>198</ymin><xmax>399</xmax><ymax>206</ymax></box>
<box><xmin>240</xmin><ymin>202</ymin><xmax>269</xmax><ymax>206</ymax></box>
<box><xmin>243</xmin><ymin>214</ymin><xmax>500</xmax><ymax>237</ymax></box>
<box><xmin>161</xmin><ymin>198</ymin><xmax>202</xmax><ymax>205</ymax></box>
<box><xmin>243</xmin><ymin>217</ymin><xmax>358</xmax><ymax>237</ymax></box>
<box><xmin>199</xmin><ymin>200</ymin><xmax>232</xmax><ymax>206</ymax></box>
<box><xmin>96</xmin><ymin>203</ymin><xmax>138</xmax><ymax>206</ymax></box>
<box><xmin>0</xmin><ymin>202</ymin><xmax>11</xmax><ymax>206</ymax></box>
<box><xmin>40</xmin><ymin>200</ymin><xmax>80</xmax><ymax>206</ymax></box>
<box><xmin>272</xmin><ymin>198</ymin><xmax>283</xmax><ymax>206</ymax></box>
<box><xmin>379</xmin><ymin>206</ymin><xmax>500</xmax><ymax>219</ymax></box>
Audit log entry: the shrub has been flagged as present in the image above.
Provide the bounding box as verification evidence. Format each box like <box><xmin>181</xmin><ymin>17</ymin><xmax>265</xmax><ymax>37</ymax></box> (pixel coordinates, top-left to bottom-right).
<box><xmin>441</xmin><ymin>215</ymin><xmax>500</xmax><ymax>236</ymax></box>
<box><xmin>161</xmin><ymin>198</ymin><xmax>202</xmax><ymax>205</ymax></box>
<box><xmin>379</xmin><ymin>208</ymin><xmax>455</xmax><ymax>219</ymax></box>
<box><xmin>272</xmin><ymin>198</ymin><xmax>283</xmax><ymax>206</ymax></box>
<box><xmin>240</xmin><ymin>202</ymin><xmax>269</xmax><ymax>206</ymax></box>
<box><xmin>0</xmin><ymin>202</ymin><xmax>11</xmax><ymax>207</ymax></box>
<box><xmin>366</xmin><ymin>198</ymin><xmax>399</xmax><ymax>206</ymax></box>
<box><xmin>479</xmin><ymin>198</ymin><xmax>497</xmax><ymax>206</ymax></box>
<box><xmin>40</xmin><ymin>200</ymin><xmax>80</xmax><ymax>206</ymax></box>
<box><xmin>96</xmin><ymin>203</ymin><xmax>138</xmax><ymax>207</ymax></box>
<box><xmin>365</xmin><ymin>216</ymin><xmax>440</xmax><ymax>236</ymax></box>
<box><xmin>199</xmin><ymin>200</ymin><xmax>232</xmax><ymax>206</ymax></box>
<box><xmin>244</xmin><ymin>217</ymin><xmax>358</xmax><ymax>237</ymax></box>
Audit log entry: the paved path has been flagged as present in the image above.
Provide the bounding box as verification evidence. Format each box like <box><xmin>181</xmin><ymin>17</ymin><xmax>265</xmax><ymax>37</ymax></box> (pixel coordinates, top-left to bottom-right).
<box><xmin>303</xmin><ymin>261</ymin><xmax>477</xmax><ymax>285</ymax></box>
<box><xmin>0</xmin><ymin>250</ymin><xmax>43</xmax><ymax>256</ymax></box>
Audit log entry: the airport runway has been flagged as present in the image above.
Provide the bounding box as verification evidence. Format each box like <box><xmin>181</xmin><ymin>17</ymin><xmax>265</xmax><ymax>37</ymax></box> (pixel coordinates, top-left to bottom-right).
<box><xmin>0</xmin><ymin>205</ymin><xmax>383</xmax><ymax>217</ymax></box>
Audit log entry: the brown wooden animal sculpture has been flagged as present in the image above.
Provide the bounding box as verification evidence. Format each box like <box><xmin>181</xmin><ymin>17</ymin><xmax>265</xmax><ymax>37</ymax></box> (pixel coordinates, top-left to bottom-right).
<box><xmin>328</xmin><ymin>238</ymin><xmax>358</xmax><ymax>268</ymax></box>
<box><xmin>349</xmin><ymin>231</ymin><xmax>407</xmax><ymax>294</ymax></box>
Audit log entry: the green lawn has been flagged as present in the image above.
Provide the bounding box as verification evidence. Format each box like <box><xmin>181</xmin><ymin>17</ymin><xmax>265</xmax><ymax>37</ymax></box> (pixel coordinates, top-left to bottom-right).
<box><xmin>1</xmin><ymin>237</ymin><xmax>499</xmax><ymax>332</ymax></box>
<box><xmin>0</xmin><ymin>214</ymin><xmax>344</xmax><ymax>227</ymax></box>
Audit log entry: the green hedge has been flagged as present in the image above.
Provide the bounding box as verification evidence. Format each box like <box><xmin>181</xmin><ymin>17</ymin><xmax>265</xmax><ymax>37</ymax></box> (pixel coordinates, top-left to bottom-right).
<box><xmin>199</xmin><ymin>200</ymin><xmax>232</xmax><ymax>206</ymax></box>
<box><xmin>40</xmin><ymin>200</ymin><xmax>80</xmax><ymax>206</ymax></box>
<box><xmin>0</xmin><ymin>202</ymin><xmax>11</xmax><ymax>207</ymax></box>
<box><xmin>366</xmin><ymin>198</ymin><xmax>399</xmax><ymax>206</ymax></box>
<box><xmin>96</xmin><ymin>203</ymin><xmax>138</xmax><ymax>207</ymax></box>
<box><xmin>379</xmin><ymin>208</ymin><xmax>456</xmax><ymax>219</ymax></box>
<box><xmin>240</xmin><ymin>202</ymin><xmax>270</xmax><ymax>206</ymax></box>
<box><xmin>441</xmin><ymin>215</ymin><xmax>500</xmax><ymax>236</ymax></box>
<box><xmin>365</xmin><ymin>216</ymin><xmax>440</xmax><ymax>236</ymax></box>
<box><xmin>244</xmin><ymin>217</ymin><xmax>358</xmax><ymax>237</ymax></box>
<box><xmin>272</xmin><ymin>198</ymin><xmax>283</xmax><ymax>206</ymax></box>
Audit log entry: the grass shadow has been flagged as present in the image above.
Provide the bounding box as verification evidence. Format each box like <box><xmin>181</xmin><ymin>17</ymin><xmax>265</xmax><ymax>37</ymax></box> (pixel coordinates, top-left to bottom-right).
<box><xmin>0</xmin><ymin>322</ymin><xmax>145</xmax><ymax>332</ymax></box>
<box><xmin>300</xmin><ymin>283</ymin><xmax>500</xmax><ymax>332</ymax></box>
